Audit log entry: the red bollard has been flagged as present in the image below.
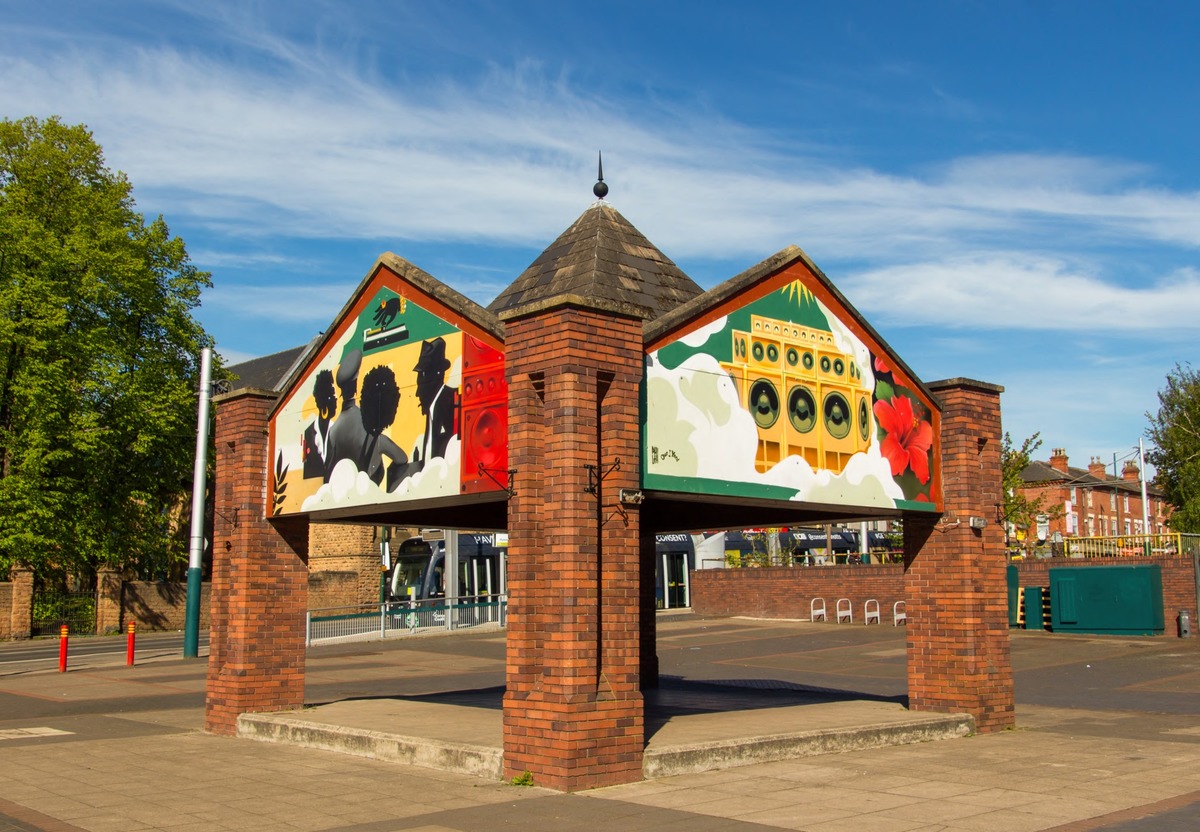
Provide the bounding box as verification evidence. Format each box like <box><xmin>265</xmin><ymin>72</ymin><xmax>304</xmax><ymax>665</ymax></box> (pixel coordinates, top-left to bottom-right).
<box><xmin>126</xmin><ymin>621</ymin><xmax>136</xmax><ymax>667</ymax></box>
<box><xmin>58</xmin><ymin>624</ymin><xmax>69</xmax><ymax>672</ymax></box>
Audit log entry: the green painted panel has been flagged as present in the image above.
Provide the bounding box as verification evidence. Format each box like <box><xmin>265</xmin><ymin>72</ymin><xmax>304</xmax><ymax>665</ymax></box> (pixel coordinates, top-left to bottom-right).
<box><xmin>1048</xmin><ymin>565</ymin><xmax>1165</xmax><ymax>635</ymax></box>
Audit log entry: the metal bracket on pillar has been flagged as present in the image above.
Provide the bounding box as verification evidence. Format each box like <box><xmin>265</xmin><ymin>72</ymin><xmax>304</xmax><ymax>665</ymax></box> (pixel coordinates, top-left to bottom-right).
<box><xmin>584</xmin><ymin>457</ymin><xmax>621</xmax><ymax>495</ymax></box>
<box><xmin>477</xmin><ymin>464</ymin><xmax>517</xmax><ymax>497</ymax></box>
<box><xmin>215</xmin><ymin>508</ymin><xmax>239</xmax><ymax>529</ymax></box>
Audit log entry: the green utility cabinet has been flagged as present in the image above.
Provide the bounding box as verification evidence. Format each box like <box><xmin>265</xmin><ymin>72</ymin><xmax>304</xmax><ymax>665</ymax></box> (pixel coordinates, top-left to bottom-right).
<box><xmin>1048</xmin><ymin>564</ymin><xmax>1164</xmax><ymax>635</ymax></box>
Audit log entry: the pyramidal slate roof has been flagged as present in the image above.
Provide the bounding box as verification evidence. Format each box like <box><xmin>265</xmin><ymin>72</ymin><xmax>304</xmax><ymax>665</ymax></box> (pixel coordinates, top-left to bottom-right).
<box><xmin>487</xmin><ymin>201</ymin><xmax>704</xmax><ymax>322</ymax></box>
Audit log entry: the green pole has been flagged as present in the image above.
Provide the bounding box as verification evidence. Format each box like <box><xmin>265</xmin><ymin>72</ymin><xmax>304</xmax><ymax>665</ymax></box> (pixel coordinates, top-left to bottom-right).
<box><xmin>184</xmin><ymin>347</ymin><xmax>212</xmax><ymax>659</ymax></box>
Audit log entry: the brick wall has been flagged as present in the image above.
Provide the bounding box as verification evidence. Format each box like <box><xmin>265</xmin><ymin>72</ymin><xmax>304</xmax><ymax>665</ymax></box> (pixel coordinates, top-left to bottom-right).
<box><xmin>905</xmin><ymin>380</ymin><xmax>1015</xmax><ymax>732</ymax></box>
<box><xmin>692</xmin><ymin>565</ymin><xmax>906</xmax><ymax>622</ymax></box>
<box><xmin>692</xmin><ymin>556</ymin><xmax>1196</xmax><ymax>635</ymax></box>
<box><xmin>309</xmin><ymin>523</ymin><xmax>383</xmax><ymax>607</ymax></box>
<box><xmin>9</xmin><ymin>568</ymin><xmax>32</xmax><ymax>640</ymax></box>
<box><xmin>122</xmin><ymin>582</ymin><xmax>214</xmax><ymax>631</ymax></box>
<box><xmin>204</xmin><ymin>390</ymin><xmax>310</xmax><ymax>736</ymax></box>
<box><xmin>308</xmin><ymin>571</ymin><xmax>365</xmax><ymax>610</ymax></box>
<box><xmin>501</xmin><ymin>307</ymin><xmax>645</xmax><ymax>791</ymax></box>
<box><xmin>0</xmin><ymin>582</ymin><xmax>11</xmax><ymax>640</ymax></box>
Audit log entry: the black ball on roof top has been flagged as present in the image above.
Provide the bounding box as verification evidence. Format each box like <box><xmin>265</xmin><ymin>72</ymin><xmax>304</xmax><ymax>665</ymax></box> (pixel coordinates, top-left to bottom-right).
<box><xmin>593</xmin><ymin>180</ymin><xmax>609</xmax><ymax>199</ymax></box>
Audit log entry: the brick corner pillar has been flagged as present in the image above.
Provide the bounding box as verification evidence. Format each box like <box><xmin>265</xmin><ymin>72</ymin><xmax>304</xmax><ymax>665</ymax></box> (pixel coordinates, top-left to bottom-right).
<box><xmin>9</xmin><ymin>567</ymin><xmax>33</xmax><ymax>640</ymax></box>
<box><xmin>204</xmin><ymin>388</ymin><xmax>311</xmax><ymax>736</ymax></box>
<box><xmin>500</xmin><ymin>305</ymin><xmax>645</xmax><ymax>791</ymax></box>
<box><xmin>904</xmin><ymin>377</ymin><xmax>1015</xmax><ymax>733</ymax></box>
<box><xmin>95</xmin><ymin>567</ymin><xmax>123</xmax><ymax>635</ymax></box>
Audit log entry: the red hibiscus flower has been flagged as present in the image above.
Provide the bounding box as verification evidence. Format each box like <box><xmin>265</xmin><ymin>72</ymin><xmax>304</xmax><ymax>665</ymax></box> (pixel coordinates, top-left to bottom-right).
<box><xmin>873</xmin><ymin>395</ymin><xmax>932</xmax><ymax>484</ymax></box>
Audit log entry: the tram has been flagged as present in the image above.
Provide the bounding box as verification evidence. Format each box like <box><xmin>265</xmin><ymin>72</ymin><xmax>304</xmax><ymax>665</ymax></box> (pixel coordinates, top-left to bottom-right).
<box><xmin>386</xmin><ymin>532</ymin><xmax>506</xmax><ymax>602</ymax></box>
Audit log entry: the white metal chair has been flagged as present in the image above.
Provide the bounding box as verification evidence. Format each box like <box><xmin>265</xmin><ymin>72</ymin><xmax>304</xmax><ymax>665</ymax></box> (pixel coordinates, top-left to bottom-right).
<box><xmin>836</xmin><ymin>598</ymin><xmax>853</xmax><ymax>623</ymax></box>
<box><xmin>810</xmin><ymin>597</ymin><xmax>827</xmax><ymax>622</ymax></box>
<box><xmin>893</xmin><ymin>601</ymin><xmax>907</xmax><ymax>626</ymax></box>
<box><xmin>864</xmin><ymin>599</ymin><xmax>880</xmax><ymax>625</ymax></box>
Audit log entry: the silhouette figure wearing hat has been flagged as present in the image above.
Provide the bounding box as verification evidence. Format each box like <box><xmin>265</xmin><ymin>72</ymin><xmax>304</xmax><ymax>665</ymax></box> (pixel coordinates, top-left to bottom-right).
<box><xmin>302</xmin><ymin>369</ymin><xmax>337</xmax><ymax>479</ymax></box>
<box><xmin>324</xmin><ymin>348</ymin><xmax>407</xmax><ymax>485</ymax></box>
<box><xmin>410</xmin><ymin>337</ymin><xmax>458</xmax><ymax>471</ymax></box>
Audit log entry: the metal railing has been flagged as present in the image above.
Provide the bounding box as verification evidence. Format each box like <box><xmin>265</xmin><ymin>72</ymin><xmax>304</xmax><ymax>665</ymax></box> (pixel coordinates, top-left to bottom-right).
<box><xmin>31</xmin><ymin>589</ymin><xmax>97</xmax><ymax>636</ymax></box>
<box><xmin>305</xmin><ymin>595</ymin><xmax>507</xmax><ymax>646</ymax></box>
<box><xmin>1064</xmin><ymin>533</ymin><xmax>1200</xmax><ymax>559</ymax></box>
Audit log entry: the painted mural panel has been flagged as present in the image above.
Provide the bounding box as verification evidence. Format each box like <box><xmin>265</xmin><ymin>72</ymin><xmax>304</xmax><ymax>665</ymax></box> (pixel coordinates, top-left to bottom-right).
<box><xmin>269</xmin><ymin>285</ymin><xmax>507</xmax><ymax>516</ymax></box>
<box><xmin>644</xmin><ymin>279</ymin><xmax>938</xmax><ymax>512</ymax></box>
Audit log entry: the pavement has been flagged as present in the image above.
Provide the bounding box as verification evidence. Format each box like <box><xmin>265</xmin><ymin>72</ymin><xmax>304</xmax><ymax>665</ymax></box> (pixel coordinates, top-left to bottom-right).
<box><xmin>0</xmin><ymin>614</ymin><xmax>1197</xmax><ymax>831</ymax></box>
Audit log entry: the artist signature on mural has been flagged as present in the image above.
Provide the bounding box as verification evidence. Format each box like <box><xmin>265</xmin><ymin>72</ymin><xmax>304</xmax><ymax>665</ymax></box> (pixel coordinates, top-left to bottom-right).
<box><xmin>651</xmin><ymin>446</ymin><xmax>680</xmax><ymax>465</ymax></box>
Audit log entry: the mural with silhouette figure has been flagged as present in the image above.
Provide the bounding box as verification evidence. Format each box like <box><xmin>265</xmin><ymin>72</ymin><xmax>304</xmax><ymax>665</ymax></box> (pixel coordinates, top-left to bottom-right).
<box><xmin>269</xmin><ymin>283</ymin><xmax>505</xmax><ymax>516</ymax></box>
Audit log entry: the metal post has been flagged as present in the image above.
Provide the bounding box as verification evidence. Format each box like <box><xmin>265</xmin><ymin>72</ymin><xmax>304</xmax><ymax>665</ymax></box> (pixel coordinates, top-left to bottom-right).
<box><xmin>445</xmin><ymin>530</ymin><xmax>458</xmax><ymax>631</ymax></box>
<box><xmin>58</xmin><ymin>625</ymin><xmax>69</xmax><ymax>672</ymax></box>
<box><xmin>126</xmin><ymin>621</ymin><xmax>136</xmax><ymax>666</ymax></box>
<box><xmin>1138</xmin><ymin>438</ymin><xmax>1151</xmax><ymax>538</ymax></box>
<box><xmin>184</xmin><ymin>347</ymin><xmax>213</xmax><ymax>659</ymax></box>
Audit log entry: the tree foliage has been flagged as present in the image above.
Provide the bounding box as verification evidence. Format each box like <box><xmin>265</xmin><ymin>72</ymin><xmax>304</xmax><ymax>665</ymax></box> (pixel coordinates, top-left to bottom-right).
<box><xmin>1146</xmin><ymin>363</ymin><xmax>1200</xmax><ymax>533</ymax></box>
<box><xmin>0</xmin><ymin>116</ymin><xmax>214</xmax><ymax>580</ymax></box>
<box><xmin>1002</xmin><ymin>431</ymin><xmax>1059</xmax><ymax>551</ymax></box>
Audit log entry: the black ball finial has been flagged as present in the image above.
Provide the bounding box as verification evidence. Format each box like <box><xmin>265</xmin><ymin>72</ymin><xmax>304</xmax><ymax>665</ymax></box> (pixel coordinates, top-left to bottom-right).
<box><xmin>593</xmin><ymin>151</ymin><xmax>608</xmax><ymax>199</ymax></box>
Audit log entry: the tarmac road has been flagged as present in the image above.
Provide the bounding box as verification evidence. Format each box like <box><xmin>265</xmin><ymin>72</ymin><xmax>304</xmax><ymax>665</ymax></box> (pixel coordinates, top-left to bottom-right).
<box><xmin>0</xmin><ymin>616</ymin><xmax>1198</xmax><ymax>831</ymax></box>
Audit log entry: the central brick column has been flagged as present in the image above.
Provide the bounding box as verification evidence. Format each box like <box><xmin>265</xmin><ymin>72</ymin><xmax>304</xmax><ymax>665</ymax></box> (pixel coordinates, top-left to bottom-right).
<box><xmin>205</xmin><ymin>389</ymin><xmax>310</xmax><ymax>735</ymax></box>
<box><xmin>501</xmin><ymin>306</ymin><xmax>645</xmax><ymax>791</ymax></box>
<box><xmin>904</xmin><ymin>378</ymin><xmax>1015</xmax><ymax>732</ymax></box>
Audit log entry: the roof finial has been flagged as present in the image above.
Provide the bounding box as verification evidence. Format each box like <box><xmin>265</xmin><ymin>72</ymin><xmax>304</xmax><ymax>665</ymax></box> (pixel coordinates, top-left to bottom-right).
<box><xmin>593</xmin><ymin>151</ymin><xmax>608</xmax><ymax>200</ymax></box>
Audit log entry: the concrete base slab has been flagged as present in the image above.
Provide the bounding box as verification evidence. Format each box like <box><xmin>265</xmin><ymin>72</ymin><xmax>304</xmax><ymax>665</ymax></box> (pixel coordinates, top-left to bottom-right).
<box><xmin>236</xmin><ymin>683</ymin><xmax>974</xmax><ymax>783</ymax></box>
<box><xmin>238</xmin><ymin>710</ymin><xmax>505</xmax><ymax>779</ymax></box>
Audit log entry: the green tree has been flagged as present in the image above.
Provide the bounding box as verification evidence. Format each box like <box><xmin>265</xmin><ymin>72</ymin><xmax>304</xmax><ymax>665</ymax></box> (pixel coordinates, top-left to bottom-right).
<box><xmin>0</xmin><ymin>116</ymin><xmax>214</xmax><ymax>582</ymax></box>
<box><xmin>1146</xmin><ymin>363</ymin><xmax>1200</xmax><ymax>533</ymax></box>
<box><xmin>1002</xmin><ymin>431</ymin><xmax>1059</xmax><ymax>553</ymax></box>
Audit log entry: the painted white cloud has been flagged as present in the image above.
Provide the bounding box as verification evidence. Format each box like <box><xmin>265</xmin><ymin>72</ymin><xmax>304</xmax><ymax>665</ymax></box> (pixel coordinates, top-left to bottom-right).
<box><xmin>301</xmin><ymin>438</ymin><xmax>461</xmax><ymax>512</ymax></box>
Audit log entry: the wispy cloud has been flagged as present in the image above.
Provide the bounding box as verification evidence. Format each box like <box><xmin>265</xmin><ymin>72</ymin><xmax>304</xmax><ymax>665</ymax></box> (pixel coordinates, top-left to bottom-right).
<box><xmin>841</xmin><ymin>256</ymin><xmax>1200</xmax><ymax>333</ymax></box>
<box><xmin>5</xmin><ymin>13</ymin><xmax>1200</xmax><ymax>268</ymax></box>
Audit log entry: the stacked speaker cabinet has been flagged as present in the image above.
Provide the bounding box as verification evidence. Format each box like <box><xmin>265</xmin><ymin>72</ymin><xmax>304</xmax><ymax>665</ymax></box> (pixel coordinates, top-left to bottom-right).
<box><xmin>459</xmin><ymin>336</ymin><xmax>508</xmax><ymax>494</ymax></box>
<box><xmin>721</xmin><ymin>315</ymin><xmax>871</xmax><ymax>475</ymax></box>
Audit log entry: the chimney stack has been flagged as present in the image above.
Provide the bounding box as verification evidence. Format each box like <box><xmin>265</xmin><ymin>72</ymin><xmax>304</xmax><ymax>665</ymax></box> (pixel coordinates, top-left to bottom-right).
<box><xmin>1088</xmin><ymin>457</ymin><xmax>1108</xmax><ymax>480</ymax></box>
<box><xmin>1122</xmin><ymin>460</ymin><xmax>1140</xmax><ymax>482</ymax></box>
<box><xmin>1049</xmin><ymin>448</ymin><xmax>1069</xmax><ymax>473</ymax></box>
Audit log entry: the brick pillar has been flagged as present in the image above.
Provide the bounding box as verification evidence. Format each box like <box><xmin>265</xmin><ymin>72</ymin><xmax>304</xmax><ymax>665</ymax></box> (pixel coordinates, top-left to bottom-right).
<box><xmin>9</xmin><ymin>567</ymin><xmax>32</xmax><ymax>640</ymax></box>
<box><xmin>501</xmin><ymin>307</ymin><xmax>645</xmax><ymax>791</ymax></box>
<box><xmin>904</xmin><ymin>378</ymin><xmax>1015</xmax><ymax>733</ymax></box>
<box><xmin>95</xmin><ymin>567</ymin><xmax>123</xmax><ymax>635</ymax></box>
<box><xmin>205</xmin><ymin>389</ymin><xmax>310</xmax><ymax>736</ymax></box>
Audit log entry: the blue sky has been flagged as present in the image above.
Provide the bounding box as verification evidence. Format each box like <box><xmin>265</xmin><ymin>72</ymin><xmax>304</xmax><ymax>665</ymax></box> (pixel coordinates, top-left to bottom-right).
<box><xmin>3</xmin><ymin>1</ymin><xmax>1197</xmax><ymax>475</ymax></box>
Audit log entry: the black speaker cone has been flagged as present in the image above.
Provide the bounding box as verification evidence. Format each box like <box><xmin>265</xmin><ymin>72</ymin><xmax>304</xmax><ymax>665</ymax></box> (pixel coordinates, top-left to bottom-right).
<box><xmin>823</xmin><ymin>391</ymin><xmax>852</xmax><ymax>439</ymax></box>
<box><xmin>787</xmin><ymin>386</ymin><xmax>817</xmax><ymax>433</ymax></box>
<box><xmin>749</xmin><ymin>379</ymin><xmax>780</xmax><ymax>428</ymax></box>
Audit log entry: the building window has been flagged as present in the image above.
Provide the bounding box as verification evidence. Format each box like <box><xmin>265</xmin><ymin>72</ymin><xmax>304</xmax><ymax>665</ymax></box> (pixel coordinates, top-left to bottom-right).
<box><xmin>1125</xmin><ymin>519</ymin><xmax>1131</xmax><ymax>535</ymax></box>
<box><xmin>1070</xmin><ymin>487</ymin><xmax>1077</xmax><ymax>502</ymax></box>
<box><xmin>1110</xmin><ymin>492</ymin><xmax>1116</xmax><ymax>510</ymax></box>
<box><xmin>1123</xmin><ymin>494</ymin><xmax>1130</xmax><ymax>512</ymax></box>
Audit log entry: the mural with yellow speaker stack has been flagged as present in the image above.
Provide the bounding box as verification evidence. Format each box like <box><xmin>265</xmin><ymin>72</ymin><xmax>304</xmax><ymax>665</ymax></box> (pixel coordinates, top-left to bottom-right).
<box><xmin>644</xmin><ymin>274</ymin><xmax>940</xmax><ymax>513</ymax></box>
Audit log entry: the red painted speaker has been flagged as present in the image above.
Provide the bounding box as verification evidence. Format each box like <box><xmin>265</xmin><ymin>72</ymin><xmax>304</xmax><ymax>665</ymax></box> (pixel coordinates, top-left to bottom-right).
<box><xmin>460</xmin><ymin>336</ymin><xmax>508</xmax><ymax>494</ymax></box>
